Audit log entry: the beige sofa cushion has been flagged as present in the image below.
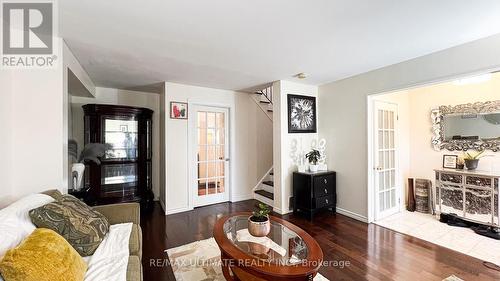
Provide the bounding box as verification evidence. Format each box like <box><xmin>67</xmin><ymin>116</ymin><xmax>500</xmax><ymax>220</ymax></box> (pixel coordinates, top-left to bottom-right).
<box><xmin>129</xmin><ymin>224</ymin><xmax>142</xmax><ymax>259</ymax></box>
<box><xmin>126</xmin><ymin>256</ymin><xmax>143</xmax><ymax>281</ymax></box>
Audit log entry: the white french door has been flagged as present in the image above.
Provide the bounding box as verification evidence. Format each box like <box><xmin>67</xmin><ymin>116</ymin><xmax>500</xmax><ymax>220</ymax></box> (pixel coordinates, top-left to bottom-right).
<box><xmin>373</xmin><ymin>101</ymin><xmax>400</xmax><ymax>220</ymax></box>
<box><xmin>190</xmin><ymin>105</ymin><xmax>230</xmax><ymax>207</ymax></box>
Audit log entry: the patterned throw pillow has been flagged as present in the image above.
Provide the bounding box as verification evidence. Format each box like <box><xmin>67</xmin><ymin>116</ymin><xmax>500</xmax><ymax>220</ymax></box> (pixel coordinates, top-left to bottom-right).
<box><xmin>28</xmin><ymin>195</ymin><xmax>109</xmax><ymax>256</ymax></box>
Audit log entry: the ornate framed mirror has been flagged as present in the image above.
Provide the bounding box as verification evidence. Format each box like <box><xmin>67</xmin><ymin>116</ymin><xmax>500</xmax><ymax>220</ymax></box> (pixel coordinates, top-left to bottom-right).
<box><xmin>431</xmin><ymin>100</ymin><xmax>500</xmax><ymax>152</ymax></box>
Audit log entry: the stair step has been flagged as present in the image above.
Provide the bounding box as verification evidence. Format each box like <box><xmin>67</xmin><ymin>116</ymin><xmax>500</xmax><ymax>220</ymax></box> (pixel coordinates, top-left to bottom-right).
<box><xmin>262</xmin><ymin>181</ymin><xmax>274</xmax><ymax>187</ymax></box>
<box><xmin>254</xmin><ymin>202</ymin><xmax>273</xmax><ymax>209</ymax></box>
<box><xmin>255</xmin><ymin>190</ymin><xmax>274</xmax><ymax>200</ymax></box>
<box><xmin>260</xmin><ymin>100</ymin><xmax>270</xmax><ymax>104</ymax></box>
<box><xmin>267</xmin><ymin>109</ymin><xmax>273</xmax><ymax>112</ymax></box>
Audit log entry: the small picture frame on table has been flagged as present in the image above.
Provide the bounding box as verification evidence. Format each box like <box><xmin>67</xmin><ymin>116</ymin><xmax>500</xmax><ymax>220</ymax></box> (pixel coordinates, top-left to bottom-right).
<box><xmin>442</xmin><ymin>155</ymin><xmax>458</xmax><ymax>169</ymax></box>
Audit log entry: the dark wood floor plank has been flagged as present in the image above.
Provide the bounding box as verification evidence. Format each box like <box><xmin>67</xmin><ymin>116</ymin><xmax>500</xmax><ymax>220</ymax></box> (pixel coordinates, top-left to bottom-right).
<box><xmin>140</xmin><ymin>200</ymin><xmax>500</xmax><ymax>281</ymax></box>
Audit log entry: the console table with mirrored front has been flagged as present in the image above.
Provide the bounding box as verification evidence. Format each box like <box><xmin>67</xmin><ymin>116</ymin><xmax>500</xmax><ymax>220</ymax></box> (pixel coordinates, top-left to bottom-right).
<box><xmin>83</xmin><ymin>104</ymin><xmax>153</xmax><ymax>205</ymax></box>
<box><xmin>435</xmin><ymin>168</ymin><xmax>500</xmax><ymax>227</ymax></box>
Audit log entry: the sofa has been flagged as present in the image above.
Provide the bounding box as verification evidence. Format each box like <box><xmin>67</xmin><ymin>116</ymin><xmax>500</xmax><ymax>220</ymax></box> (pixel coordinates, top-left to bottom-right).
<box><xmin>42</xmin><ymin>190</ymin><xmax>143</xmax><ymax>281</ymax></box>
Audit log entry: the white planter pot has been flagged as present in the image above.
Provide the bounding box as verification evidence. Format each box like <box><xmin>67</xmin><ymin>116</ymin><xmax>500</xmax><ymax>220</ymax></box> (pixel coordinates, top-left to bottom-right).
<box><xmin>309</xmin><ymin>164</ymin><xmax>319</xmax><ymax>172</ymax></box>
<box><xmin>72</xmin><ymin>163</ymin><xmax>85</xmax><ymax>191</ymax></box>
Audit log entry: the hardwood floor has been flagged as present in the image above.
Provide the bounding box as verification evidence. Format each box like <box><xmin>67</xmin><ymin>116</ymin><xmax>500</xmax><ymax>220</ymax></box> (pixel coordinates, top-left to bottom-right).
<box><xmin>140</xmin><ymin>200</ymin><xmax>500</xmax><ymax>281</ymax></box>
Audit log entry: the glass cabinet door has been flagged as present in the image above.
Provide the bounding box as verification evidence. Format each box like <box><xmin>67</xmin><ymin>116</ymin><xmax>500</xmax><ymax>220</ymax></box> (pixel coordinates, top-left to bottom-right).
<box><xmin>101</xmin><ymin>163</ymin><xmax>138</xmax><ymax>197</ymax></box>
<box><xmin>103</xmin><ymin>118</ymin><xmax>139</xmax><ymax>160</ymax></box>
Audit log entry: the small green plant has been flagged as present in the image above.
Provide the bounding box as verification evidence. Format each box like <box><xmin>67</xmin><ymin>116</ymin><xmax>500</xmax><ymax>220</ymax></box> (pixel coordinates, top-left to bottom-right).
<box><xmin>305</xmin><ymin>149</ymin><xmax>321</xmax><ymax>165</ymax></box>
<box><xmin>251</xmin><ymin>203</ymin><xmax>271</xmax><ymax>222</ymax></box>
<box><xmin>464</xmin><ymin>151</ymin><xmax>486</xmax><ymax>160</ymax></box>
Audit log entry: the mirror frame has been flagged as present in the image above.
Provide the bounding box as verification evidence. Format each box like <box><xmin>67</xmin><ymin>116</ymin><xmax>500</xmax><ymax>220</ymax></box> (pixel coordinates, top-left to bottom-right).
<box><xmin>431</xmin><ymin>100</ymin><xmax>500</xmax><ymax>152</ymax></box>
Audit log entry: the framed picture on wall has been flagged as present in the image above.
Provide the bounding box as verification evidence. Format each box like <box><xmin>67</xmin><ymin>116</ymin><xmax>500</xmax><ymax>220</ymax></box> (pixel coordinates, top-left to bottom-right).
<box><xmin>170</xmin><ymin>102</ymin><xmax>188</xmax><ymax>119</ymax></box>
<box><xmin>443</xmin><ymin>155</ymin><xmax>458</xmax><ymax>169</ymax></box>
<box><xmin>287</xmin><ymin>94</ymin><xmax>317</xmax><ymax>133</ymax></box>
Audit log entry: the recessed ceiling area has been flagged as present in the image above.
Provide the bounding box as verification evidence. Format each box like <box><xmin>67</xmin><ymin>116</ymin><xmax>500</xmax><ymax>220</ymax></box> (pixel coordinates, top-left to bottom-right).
<box><xmin>60</xmin><ymin>0</ymin><xmax>500</xmax><ymax>91</ymax></box>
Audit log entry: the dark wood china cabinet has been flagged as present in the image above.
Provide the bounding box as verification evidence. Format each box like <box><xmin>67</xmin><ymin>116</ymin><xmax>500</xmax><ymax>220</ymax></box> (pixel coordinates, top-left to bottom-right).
<box><xmin>83</xmin><ymin>104</ymin><xmax>153</xmax><ymax>206</ymax></box>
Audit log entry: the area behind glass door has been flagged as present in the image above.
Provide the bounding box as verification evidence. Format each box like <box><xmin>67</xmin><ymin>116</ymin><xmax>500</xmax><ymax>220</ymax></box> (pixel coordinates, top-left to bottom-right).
<box><xmin>104</xmin><ymin>119</ymin><xmax>139</xmax><ymax>160</ymax></box>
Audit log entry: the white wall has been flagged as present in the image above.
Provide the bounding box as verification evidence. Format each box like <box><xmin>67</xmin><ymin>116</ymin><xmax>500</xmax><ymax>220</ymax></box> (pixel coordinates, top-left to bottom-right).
<box><xmin>64</xmin><ymin>41</ymin><xmax>96</xmax><ymax>191</ymax></box>
<box><xmin>319</xmin><ymin>33</ymin><xmax>500</xmax><ymax>221</ymax></box>
<box><xmin>0</xmin><ymin>69</ymin><xmax>13</xmax><ymax>207</ymax></box>
<box><xmin>159</xmin><ymin>83</ymin><xmax>167</xmax><ymax>211</ymax></box>
<box><xmin>273</xmin><ymin>80</ymin><xmax>318</xmax><ymax>214</ymax></box>
<box><xmin>71</xmin><ymin>87</ymin><xmax>161</xmax><ymax>200</ymax></box>
<box><xmin>164</xmin><ymin>82</ymin><xmax>273</xmax><ymax>214</ymax></box>
<box><xmin>9</xmin><ymin>64</ymin><xmax>65</xmax><ymax>200</ymax></box>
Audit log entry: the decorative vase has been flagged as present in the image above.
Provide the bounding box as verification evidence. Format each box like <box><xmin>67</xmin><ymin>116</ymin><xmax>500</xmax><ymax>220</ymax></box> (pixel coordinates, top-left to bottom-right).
<box><xmin>407</xmin><ymin>178</ymin><xmax>416</xmax><ymax>212</ymax></box>
<box><xmin>248</xmin><ymin>216</ymin><xmax>270</xmax><ymax>237</ymax></box>
<box><xmin>465</xmin><ymin>159</ymin><xmax>479</xmax><ymax>170</ymax></box>
<box><xmin>309</xmin><ymin>164</ymin><xmax>319</xmax><ymax>172</ymax></box>
<box><xmin>72</xmin><ymin>163</ymin><xmax>85</xmax><ymax>191</ymax></box>
<box><xmin>297</xmin><ymin>165</ymin><xmax>306</xmax><ymax>173</ymax></box>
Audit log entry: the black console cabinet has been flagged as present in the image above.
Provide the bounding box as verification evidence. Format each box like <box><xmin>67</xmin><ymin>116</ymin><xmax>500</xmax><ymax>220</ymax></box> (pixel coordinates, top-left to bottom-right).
<box><xmin>293</xmin><ymin>171</ymin><xmax>336</xmax><ymax>220</ymax></box>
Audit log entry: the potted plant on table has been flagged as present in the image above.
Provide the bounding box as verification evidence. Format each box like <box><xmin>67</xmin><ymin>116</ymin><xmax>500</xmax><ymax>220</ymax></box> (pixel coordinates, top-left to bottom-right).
<box><xmin>463</xmin><ymin>151</ymin><xmax>486</xmax><ymax>170</ymax></box>
<box><xmin>248</xmin><ymin>203</ymin><xmax>271</xmax><ymax>237</ymax></box>
<box><xmin>305</xmin><ymin>149</ymin><xmax>321</xmax><ymax>172</ymax></box>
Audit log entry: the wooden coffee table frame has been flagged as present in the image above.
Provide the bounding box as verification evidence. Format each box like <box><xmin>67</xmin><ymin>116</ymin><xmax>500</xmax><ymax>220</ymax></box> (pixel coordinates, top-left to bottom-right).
<box><xmin>213</xmin><ymin>212</ymin><xmax>323</xmax><ymax>281</ymax></box>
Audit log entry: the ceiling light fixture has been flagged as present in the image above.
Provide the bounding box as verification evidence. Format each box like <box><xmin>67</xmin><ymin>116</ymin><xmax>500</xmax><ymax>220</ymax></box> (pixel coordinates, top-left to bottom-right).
<box><xmin>295</xmin><ymin>73</ymin><xmax>307</xmax><ymax>79</ymax></box>
<box><xmin>453</xmin><ymin>73</ymin><xmax>492</xmax><ymax>85</ymax></box>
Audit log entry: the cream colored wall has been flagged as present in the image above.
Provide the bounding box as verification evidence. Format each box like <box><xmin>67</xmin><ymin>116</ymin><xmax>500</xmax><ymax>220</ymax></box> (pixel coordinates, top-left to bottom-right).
<box><xmin>319</xmin><ymin>33</ymin><xmax>500</xmax><ymax>221</ymax></box>
<box><xmin>71</xmin><ymin>87</ymin><xmax>161</xmax><ymax>200</ymax></box>
<box><xmin>164</xmin><ymin>82</ymin><xmax>273</xmax><ymax>214</ymax></box>
<box><xmin>273</xmin><ymin>80</ymin><xmax>318</xmax><ymax>214</ymax></box>
<box><xmin>407</xmin><ymin>76</ymin><xmax>500</xmax><ymax>183</ymax></box>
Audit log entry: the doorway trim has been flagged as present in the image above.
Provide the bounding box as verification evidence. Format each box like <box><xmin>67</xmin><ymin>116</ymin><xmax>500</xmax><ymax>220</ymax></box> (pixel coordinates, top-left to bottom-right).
<box><xmin>366</xmin><ymin>67</ymin><xmax>500</xmax><ymax>223</ymax></box>
<box><xmin>187</xmin><ymin>99</ymin><xmax>234</xmax><ymax>211</ymax></box>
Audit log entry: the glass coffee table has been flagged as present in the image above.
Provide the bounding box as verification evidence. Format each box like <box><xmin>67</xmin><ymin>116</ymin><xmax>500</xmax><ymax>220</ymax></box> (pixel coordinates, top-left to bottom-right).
<box><xmin>213</xmin><ymin>212</ymin><xmax>323</xmax><ymax>281</ymax></box>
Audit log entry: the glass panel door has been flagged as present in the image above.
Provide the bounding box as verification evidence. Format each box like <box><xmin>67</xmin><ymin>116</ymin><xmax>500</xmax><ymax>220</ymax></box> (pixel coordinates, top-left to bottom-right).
<box><xmin>374</xmin><ymin>101</ymin><xmax>399</xmax><ymax>220</ymax></box>
<box><xmin>192</xmin><ymin>105</ymin><xmax>229</xmax><ymax>207</ymax></box>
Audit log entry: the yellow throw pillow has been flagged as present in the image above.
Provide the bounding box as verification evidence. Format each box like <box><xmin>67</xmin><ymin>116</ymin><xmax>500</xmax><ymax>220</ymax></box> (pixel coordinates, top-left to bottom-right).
<box><xmin>0</xmin><ymin>228</ymin><xmax>87</xmax><ymax>281</ymax></box>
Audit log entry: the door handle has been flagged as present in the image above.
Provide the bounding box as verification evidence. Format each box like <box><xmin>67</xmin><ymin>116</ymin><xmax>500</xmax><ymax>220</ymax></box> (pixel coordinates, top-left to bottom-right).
<box><xmin>375</xmin><ymin>166</ymin><xmax>382</xmax><ymax>171</ymax></box>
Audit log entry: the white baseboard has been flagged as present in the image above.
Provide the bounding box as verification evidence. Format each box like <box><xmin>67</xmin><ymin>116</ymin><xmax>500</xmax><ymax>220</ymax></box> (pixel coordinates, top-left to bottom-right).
<box><xmin>273</xmin><ymin>207</ymin><xmax>283</xmax><ymax>214</ymax></box>
<box><xmin>166</xmin><ymin>206</ymin><xmax>193</xmax><ymax>215</ymax></box>
<box><xmin>336</xmin><ymin>207</ymin><xmax>368</xmax><ymax>223</ymax></box>
<box><xmin>231</xmin><ymin>193</ymin><xmax>253</xmax><ymax>202</ymax></box>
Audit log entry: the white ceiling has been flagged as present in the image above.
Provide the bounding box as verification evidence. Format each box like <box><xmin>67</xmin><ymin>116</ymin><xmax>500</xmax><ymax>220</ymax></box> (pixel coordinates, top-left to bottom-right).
<box><xmin>60</xmin><ymin>0</ymin><xmax>500</xmax><ymax>91</ymax></box>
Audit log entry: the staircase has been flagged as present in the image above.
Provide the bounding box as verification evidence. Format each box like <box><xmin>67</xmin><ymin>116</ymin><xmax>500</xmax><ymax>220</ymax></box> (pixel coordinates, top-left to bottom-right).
<box><xmin>253</xmin><ymin>168</ymin><xmax>274</xmax><ymax>206</ymax></box>
<box><xmin>249</xmin><ymin>84</ymin><xmax>274</xmax><ymax>206</ymax></box>
<box><xmin>251</xmin><ymin>84</ymin><xmax>273</xmax><ymax>121</ymax></box>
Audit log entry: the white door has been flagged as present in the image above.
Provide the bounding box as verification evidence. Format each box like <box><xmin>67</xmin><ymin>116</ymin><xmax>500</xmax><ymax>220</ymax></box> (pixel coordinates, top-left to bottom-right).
<box><xmin>373</xmin><ymin>101</ymin><xmax>400</xmax><ymax>220</ymax></box>
<box><xmin>191</xmin><ymin>105</ymin><xmax>230</xmax><ymax>207</ymax></box>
